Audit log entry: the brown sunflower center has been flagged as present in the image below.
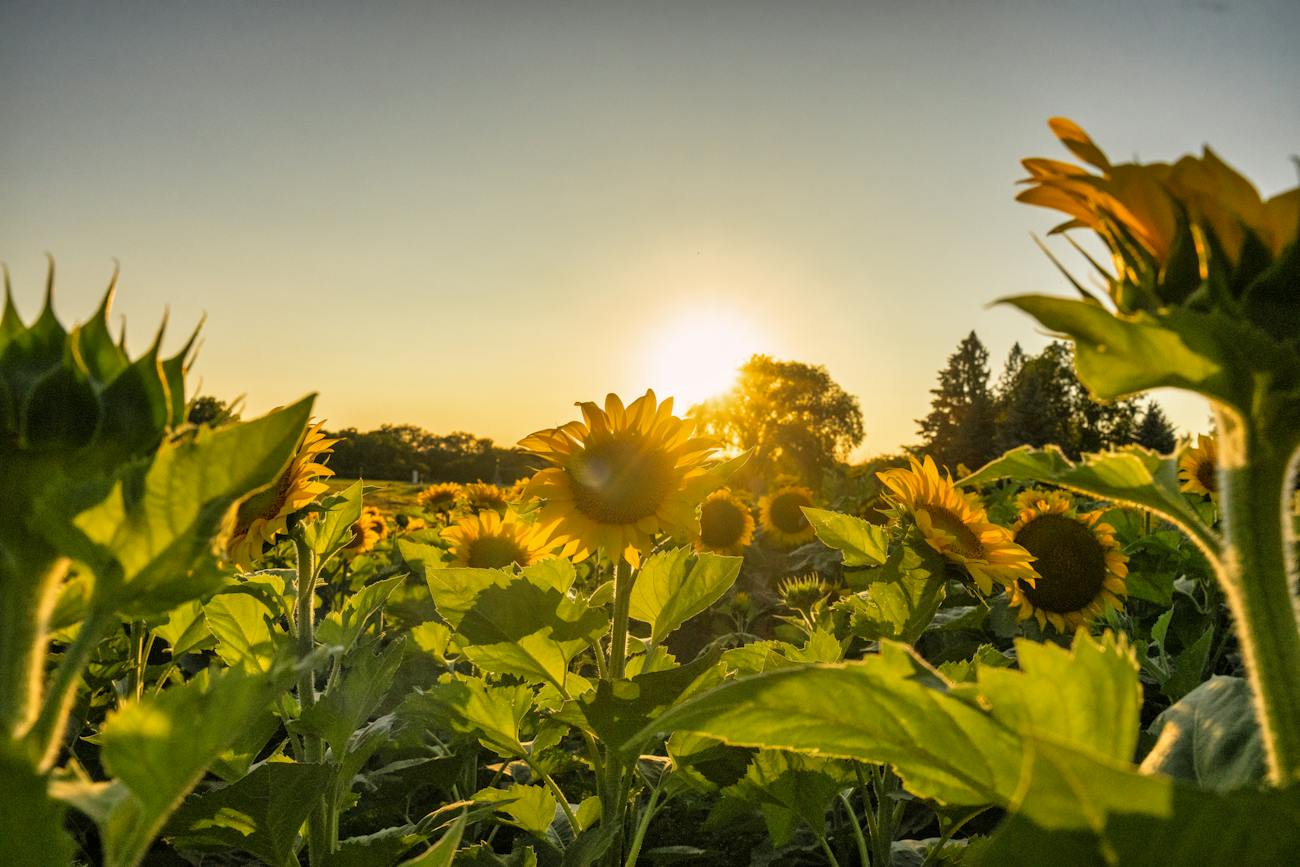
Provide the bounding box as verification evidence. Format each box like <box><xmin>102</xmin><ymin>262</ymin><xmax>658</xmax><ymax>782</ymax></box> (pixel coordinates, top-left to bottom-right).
<box><xmin>768</xmin><ymin>492</ymin><xmax>811</xmax><ymax>535</ymax></box>
<box><xmin>466</xmin><ymin>534</ymin><xmax>530</xmax><ymax>569</ymax></box>
<box><xmin>1015</xmin><ymin>513</ymin><xmax>1108</xmax><ymax>614</ymax></box>
<box><xmin>567</xmin><ymin>435</ymin><xmax>677</xmax><ymax>524</ymax></box>
<box><xmin>700</xmin><ymin>499</ymin><xmax>747</xmax><ymax>548</ymax></box>
<box><xmin>926</xmin><ymin>507</ymin><xmax>983</xmax><ymax>559</ymax></box>
<box><xmin>1195</xmin><ymin>458</ymin><xmax>1217</xmax><ymax>493</ymax></box>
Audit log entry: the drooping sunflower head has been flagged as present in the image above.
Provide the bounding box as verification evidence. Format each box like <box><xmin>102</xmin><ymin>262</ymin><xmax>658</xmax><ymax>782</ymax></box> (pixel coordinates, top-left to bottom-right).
<box><xmin>443</xmin><ymin>511</ymin><xmax>554</xmax><ymax>570</ymax></box>
<box><xmin>225</xmin><ymin>420</ymin><xmax>337</xmax><ymax>565</ymax></box>
<box><xmin>877</xmin><ymin>456</ymin><xmax>1037</xmax><ymax>595</ymax></box>
<box><xmin>519</xmin><ymin>390</ymin><xmax>719</xmax><ymax>567</ymax></box>
<box><xmin>759</xmin><ymin>486</ymin><xmax>816</xmax><ymax>547</ymax></box>
<box><xmin>1178</xmin><ymin>434</ymin><xmax>1218</xmax><ymax>499</ymax></box>
<box><xmin>418</xmin><ymin>482</ymin><xmax>462</xmax><ymax>513</ymax></box>
<box><xmin>695</xmin><ymin>488</ymin><xmax>755</xmax><ymax>555</ymax></box>
<box><xmin>1013</xmin><ymin>487</ymin><xmax>1074</xmax><ymax>514</ymax></box>
<box><xmin>1010</xmin><ymin>498</ymin><xmax>1128</xmax><ymax>632</ymax></box>
<box><xmin>343</xmin><ymin>506</ymin><xmax>389</xmax><ymax>558</ymax></box>
<box><xmin>461</xmin><ymin>482</ymin><xmax>511</xmax><ymax>513</ymax></box>
<box><xmin>396</xmin><ymin>514</ymin><xmax>428</xmax><ymax>532</ymax></box>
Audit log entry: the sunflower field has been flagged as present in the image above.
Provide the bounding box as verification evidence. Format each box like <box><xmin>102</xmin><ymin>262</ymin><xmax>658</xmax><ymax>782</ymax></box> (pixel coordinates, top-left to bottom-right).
<box><xmin>3</xmin><ymin>120</ymin><xmax>1299</xmax><ymax>867</ymax></box>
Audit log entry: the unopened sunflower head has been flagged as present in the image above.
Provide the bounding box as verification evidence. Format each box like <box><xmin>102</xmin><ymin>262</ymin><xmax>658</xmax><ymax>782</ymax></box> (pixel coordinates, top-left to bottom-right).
<box><xmin>1018</xmin><ymin>117</ymin><xmax>1299</xmax><ymax>331</ymax></box>
<box><xmin>225</xmin><ymin>419</ymin><xmax>337</xmax><ymax>566</ymax></box>
<box><xmin>518</xmin><ymin>390</ymin><xmax>720</xmax><ymax>567</ymax></box>
<box><xmin>418</xmin><ymin>482</ymin><xmax>462</xmax><ymax>513</ymax></box>
<box><xmin>778</xmin><ymin>573</ymin><xmax>833</xmax><ymax>616</ymax></box>
<box><xmin>695</xmin><ymin>488</ymin><xmax>756</xmax><ymax>555</ymax></box>
<box><xmin>1178</xmin><ymin>434</ymin><xmax>1218</xmax><ymax>499</ymax></box>
<box><xmin>877</xmin><ymin>456</ymin><xmax>1037</xmax><ymax>595</ymax></box>
<box><xmin>442</xmin><ymin>510</ymin><xmax>555</xmax><ymax>570</ymax></box>
<box><xmin>343</xmin><ymin>506</ymin><xmax>388</xmax><ymax>557</ymax></box>
<box><xmin>1009</xmin><ymin>498</ymin><xmax>1128</xmax><ymax>633</ymax></box>
<box><xmin>759</xmin><ymin>486</ymin><xmax>817</xmax><ymax>547</ymax></box>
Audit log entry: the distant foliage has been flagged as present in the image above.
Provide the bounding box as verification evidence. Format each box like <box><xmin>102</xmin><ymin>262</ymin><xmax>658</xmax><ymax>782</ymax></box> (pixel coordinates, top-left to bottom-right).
<box><xmin>692</xmin><ymin>354</ymin><xmax>865</xmax><ymax>487</ymax></box>
<box><xmin>326</xmin><ymin>424</ymin><xmax>538</xmax><ymax>482</ymax></box>
<box><xmin>919</xmin><ymin>334</ymin><xmax>1175</xmax><ymax>470</ymax></box>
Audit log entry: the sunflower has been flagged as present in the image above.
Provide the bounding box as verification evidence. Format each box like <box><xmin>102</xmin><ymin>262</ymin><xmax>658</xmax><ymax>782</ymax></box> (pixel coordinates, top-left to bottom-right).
<box><xmin>759</xmin><ymin>486</ymin><xmax>817</xmax><ymax>547</ymax></box>
<box><xmin>877</xmin><ymin>456</ymin><xmax>1037</xmax><ymax>595</ymax></box>
<box><xmin>1013</xmin><ymin>487</ymin><xmax>1074</xmax><ymax>514</ymax></box>
<box><xmin>1009</xmin><ymin>496</ymin><xmax>1128</xmax><ymax>632</ymax></box>
<box><xmin>397</xmin><ymin>514</ymin><xmax>428</xmax><ymax>532</ymax></box>
<box><xmin>461</xmin><ymin>482</ymin><xmax>511</xmax><ymax>513</ymax></box>
<box><xmin>418</xmin><ymin>482</ymin><xmax>462</xmax><ymax>513</ymax></box>
<box><xmin>343</xmin><ymin>506</ymin><xmax>388</xmax><ymax>557</ymax></box>
<box><xmin>519</xmin><ymin>390</ymin><xmax>719</xmax><ymax>567</ymax></box>
<box><xmin>1178</xmin><ymin>434</ymin><xmax>1218</xmax><ymax>498</ymax></box>
<box><xmin>777</xmin><ymin>573</ymin><xmax>833</xmax><ymax>614</ymax></box>
<box><xmin>695</xmin><ymin>488</ymin><xmax>755</xmax><ymax>555</ymax></box>
<box><xmin>443</xmin><ymin>511</ymin><xmax>554</xmax><ymax>569</ymax></box>
<box><xmin>225</xmin><ymin>420</ymin><xmax>337</xmax><ymax>565</ymax></box>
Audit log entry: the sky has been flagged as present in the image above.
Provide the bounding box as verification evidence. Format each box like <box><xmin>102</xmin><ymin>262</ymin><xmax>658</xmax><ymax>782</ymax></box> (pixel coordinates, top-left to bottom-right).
<box><xmin>2</xmin><ymin>0</ymin><xmax>1298</xmax><ymax>457</ymax></box>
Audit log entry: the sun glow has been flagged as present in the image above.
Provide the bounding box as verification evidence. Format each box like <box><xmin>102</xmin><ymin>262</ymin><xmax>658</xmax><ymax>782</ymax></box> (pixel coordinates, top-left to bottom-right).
<box><xmin>642</xmin><ymin>310</ymin><xmax>767</xmax><ymax>411</ymax></box>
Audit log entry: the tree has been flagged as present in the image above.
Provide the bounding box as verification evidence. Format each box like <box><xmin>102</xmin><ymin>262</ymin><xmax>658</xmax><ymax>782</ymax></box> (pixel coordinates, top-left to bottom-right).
<box><xmin>186</xmin><ymin>395</ymin><xmax>240</xmax><ymax>427</ymax></box>
<box><xmin>1135</xmin><ymin>401</ymin><xmax>1178</xmax><ymax>453</ymax></box>
<box><xmin>916</xmin><ymin>332</ymin><xmax>998</xmax><ymax>471</ymax></box>
<box><xmin>692</xmin><ymin>355</ymin><xmax>864</xmax><ymax>487</ymax></box>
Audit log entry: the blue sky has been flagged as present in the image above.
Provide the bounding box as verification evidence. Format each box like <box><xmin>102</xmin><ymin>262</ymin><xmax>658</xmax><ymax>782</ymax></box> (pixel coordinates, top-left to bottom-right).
<box><xmin>3</xmin><ymin>0</ymin><xmax>1297</xmax><ymax>454</ymax></box>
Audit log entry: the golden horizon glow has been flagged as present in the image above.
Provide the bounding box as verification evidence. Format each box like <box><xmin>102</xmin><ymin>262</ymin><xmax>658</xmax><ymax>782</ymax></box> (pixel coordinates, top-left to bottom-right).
<box><xmin>641</xmin><ymin>309</ymin><xmax>767</xmax><ymax>411</ymax></box>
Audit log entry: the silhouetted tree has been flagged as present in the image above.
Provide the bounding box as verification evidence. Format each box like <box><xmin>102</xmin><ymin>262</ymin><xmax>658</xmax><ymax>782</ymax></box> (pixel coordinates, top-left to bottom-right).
<box><xmin>326</xmin><ymin>425</ymin><xmax>538</xmax><ymax>482</ymax></box>
<box><xmin>917</xmin><ymin>332</ymin><xmax>998</xmax><ymax>471</ymax></box>
<box><xmin>692</xmin><ymin>355</ymin><xmax>864</xmax><ymax>487</ymax></box>
<box><xmin>187</xmin><ymin>395</ymin><xmax>239</xmax><ymax>427</ymax></box>
<box><xmin>1135</xmin><ymin>401</ymin><xmax>1178</xmax><ymax>453</ymax></box>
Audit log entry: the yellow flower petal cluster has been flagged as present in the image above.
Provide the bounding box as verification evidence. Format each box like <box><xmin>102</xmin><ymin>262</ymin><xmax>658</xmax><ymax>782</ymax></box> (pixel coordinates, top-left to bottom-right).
<box><xmin>695</xmin><ymin>488</ymin><xmax>755</xmax><ymax>555</ymax></box>
<box><xmin>343</xmin><ymin>506</ymin><xmax>388</xmax><ymax>558</ymax></box>
<box><xmin>758</xmin><ymin>486</ymin><xmax>817</xmax><ymax>547</ymax></box>
<box><xmin>417</xmin><ymin>482</ymin><xmax>462</xmax><ymax>513</ymax></box>
<box><xmin>460</xmin><ymin>482</ymin><xmax>511</xmax><ymax>512</ymax></box>
<box><xmin>519</xmin><ymin>390</ymin><xmax>719</xmax><ymax>567</ymax></box>
<box><xmin>225</xmin><ymin>420</ymin><xmax>336</xmax><ymax>566</ymax></box>
<box><xmin>1178</xmin><ymin>434</ymin><xmax>1218</xmax><ymax>499</ymax></box>
<box><xmin>443</xmin><ymin>511</ymin><xmax>554</xmax><ymax>569</ymax></box>
<box><xmin>877</xmin><ymin>456</ymin><xmax>1037</xmax><ymax>595</ymax></box>
<box><xmin>1009</xmin><ymin>495</ymin><xmax>1129</xmax><ymax>632</ymax></box>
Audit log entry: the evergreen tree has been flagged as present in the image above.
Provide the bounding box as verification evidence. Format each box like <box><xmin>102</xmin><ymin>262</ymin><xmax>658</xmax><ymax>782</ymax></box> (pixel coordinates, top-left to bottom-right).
<box><xmin>1135</xmin><ymin>401</ymin><xmax>1178</xmax><ymax>453</ymax></box>
<box><xmin>916</xmin><ymin>331</ymin><xmax>998</xmax><ymax>471</ymax></box>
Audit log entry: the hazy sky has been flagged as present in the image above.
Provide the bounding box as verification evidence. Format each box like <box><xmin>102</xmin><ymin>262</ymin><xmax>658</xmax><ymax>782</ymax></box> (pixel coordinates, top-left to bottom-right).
<box><xmin>3</xmin><ymin>1</ymin><xmax>1298</xmax><ymax>456</ymax></box>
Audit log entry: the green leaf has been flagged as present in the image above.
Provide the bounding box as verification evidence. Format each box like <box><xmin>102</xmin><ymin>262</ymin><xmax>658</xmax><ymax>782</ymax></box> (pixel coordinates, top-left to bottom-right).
<box><xmin>962</xmin><ymin>445</ymin><xmax>1219</xmax><ymax>560</ymax></box>
<box><xmin>473</xmin><ymin>784</ymin><xmax>558</xmax><ymax>837</ymax></box>
<box><xmin>802</xmin><ymin>507</ymin><xmax>890</xmax><ymax>567</ymax></box>
<box><xmin>1141</xmin><ymin>676</ymin><xmax>1266</xmax><ymax>791</ymax></box>
<box><xmin>166</xmin><ymin>761</ymin><xmax>330</xmax><ymax>866</ymax></box>
<box><xmin>402</xmin><ymin>677</ymin><xmax>533</xmax><ymax>758</ymax></box>
<box><xmin>628</xmin><ymin>547</ymin><xmax>742</xmax><ymax>645</ymax></box>
<box><xmin>301</xmin><ymin>480</ymin><xmax>364</xmax><ymax>563</ymax></box>
<box><xmin>71</xmin><ymin>664</ymin><xmax>293</xmax><ymax>867</ymax></box>
<box><xmin>836</xmin><ymin>539</ymin><xmax>946</xmax><ymax>643</ymax></box>
<box><xmin>295</xmin><ymin>640</ymin><xmax>405</xmax><ymax>758</ymax></box>
<box><xmin>1159</xmin><ymin>626</ymin><xmax>1213</xmax><ymax>702</ymax></box>
<box><xmin>152</xmin><ymin>599</ymin><xmax>211</xmax><ymax>657</ymax></box>
<box><xmin>727</xmin><ymin>750</ymin><xmax>850</xmax><ymax>846</ymax></box>
<box><xmin>578</xmin><ymin>650</ymin><xmax>720</xmax><ymax>756</ymax></box>
<box><xmin>47</xmin><ymin>397</ymin><xmax>315</xmax><ymax>616</ymax></box>
<box><xmin>317</xmin><ymin>575</ymin><xmax>404</xmax><ymax>653</ymax></box>
<box><xmin>407</xmin><ymin>547</ymin><xmax>606</xmax><ymax>692</ymax></box>
<box><xmin>398</xmin><ymin>812</ymin><xmax>466</xmax><ymax>867</ymax></box>
<box><xmin>203</xmin><ymin>592</ymin><xmax>280</xmax><ymax>673</ymax></box>
<box><xmin>0</xmin><ymin>752</ymin><xmax>74</xmax><ymax>866</ymax></box>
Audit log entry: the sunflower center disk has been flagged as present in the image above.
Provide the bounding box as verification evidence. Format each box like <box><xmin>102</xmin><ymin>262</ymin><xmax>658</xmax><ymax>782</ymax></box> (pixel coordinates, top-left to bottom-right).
<box><xmin>1015</xmin><ymin>514</ymin><xmax>1108</xmax><ymax>614</ymax></box>
<box><xmin>700</xmin><ymin>499</ymin><xmax>746</xmax><ymax>548</ymax></box>
<box><xmin>926</xmin><ymin>508</ymin><xmax>983</xmax><ymax>559</ymax></box>
<box><xmin>1196</xmin><ymin>460</ymin><xmax>1217</xmax><ymax>493</ymax></box>
<box><xmin>568</xmin><ymin>436</ymin><xmax>676</xmax><ymax>524</ymax></box>
<box><xmin>768</xmin><ymin>493</ymin><xmax>811</xmax><ymax>535</ymax></box>
<box><xmin>467</xmin><ymin>535</ymin><xmax>529</xmax><ymax>569</ymax></box>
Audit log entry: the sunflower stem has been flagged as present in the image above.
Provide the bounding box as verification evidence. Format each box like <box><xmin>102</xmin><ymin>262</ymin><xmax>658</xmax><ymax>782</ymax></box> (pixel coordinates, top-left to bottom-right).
<box><xmin>599</xmin><ymin>557</ymin><xmax>637</xmax><ymax>865</ymax></box>
<box><xmin>1212</xmin><ymin>404</ymin><xmax>1300</xmax><ymax>785</ymax></box>
<box><xmin>609</xmin><ymin>558</ymin><xmax>634</xmax><ymax>680</ymax></box>
<box><xmin>293</xmin><ymin>535</ymin><xmax>331</xmax><ymax>865</ymax></box>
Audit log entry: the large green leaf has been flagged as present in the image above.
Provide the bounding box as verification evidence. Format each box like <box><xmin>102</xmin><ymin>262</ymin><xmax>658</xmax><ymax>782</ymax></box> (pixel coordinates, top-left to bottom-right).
<box><xmin>316</xmin><ymin>575</ymin><xmax>404</xmax><ymax>653</ymax></box>
<box><xmin>0</xmin><ymin>752</ymin><xmax>74</xmax><ymax>866</ymax></box>
<box><xmin>203</xmin><ymin>592</ymin><xmax>281</xmax><ymax>673</ymax></box>
<box><xmin>1140</xmin><ymin>675</ymin><xmax>1266</xmax><ymax>791</ymax></box>
<box><xmin>166</xmin><ymin>761</ymin><xmax>330</xmax><ymax>867</ymax></box>
<box><xmin>726</xmin><ymin>750</ymin><xmax>851</xmax><ymax>847</ymax></box>
<box><xmin>629</xmin><ymin>632</ymin><xmax>1137</xmax><ymax>808</ymax></box>
<box><xmin>301</xmin><ymin>480</ymin><xmax>364</xmax><ymax>564</ymax></box>
<box><xmin>802</xmin><ymin>507</ymin><xmax>890</xmax><ymax>567</ymax></box>
<box><xmin>578</xmin><ymin>650</ymin><xmax>720</xmax><ymax>756</ymax></box>
<box><xmin>295</xmin><ymin>640</ymin><xmax>405</xmax><ymax>758</ymax></box>
<box><xmin>836</xmin><ymin>538</ymin><xmax>946</xmax><ymax>643</ymax></box>
<box><xmin>398</xmin><ymin>812</ymin><xmax>466</xmax><ymax>867</ymax></box>
<box><xmin>628</xmin><ymin>547</ymin><xmax>742</xmax><ymax>645</ymax></box>
<box><xmin>405</xmin><ymin>544</ymin><xmax>606</xmax><ymax>693</ymax></box>
<box><xmin>473</xmin><ymin>784</ymin><xmax>558</xmax><ymax>837</ymax></box>
<box><xmin>58</xmin><ymin>664</ymin><xmax>293</xmax><ymax>867</ymax></box>
<box><xmin>962</xmin><ymin>445</ymin><xmax>1220</xmax><ymax>560</ymax></box>
<box><xmin>402</xmin><ymin>677</ymin><xmax>533</xmax><ymax>758</ymax></box>
<box><xmin>45</xmin><ymin>397</ymin><xmax>315</xmax><ymax>616</ymax></box>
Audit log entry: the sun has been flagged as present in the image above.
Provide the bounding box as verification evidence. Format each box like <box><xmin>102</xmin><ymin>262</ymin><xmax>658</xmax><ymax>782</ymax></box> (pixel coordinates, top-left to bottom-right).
<box><xmin>642</xmin><ymin>310</ymin><xmax>766</xmax><ymax>409</ymax></box>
